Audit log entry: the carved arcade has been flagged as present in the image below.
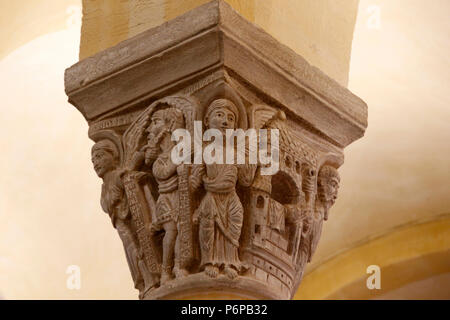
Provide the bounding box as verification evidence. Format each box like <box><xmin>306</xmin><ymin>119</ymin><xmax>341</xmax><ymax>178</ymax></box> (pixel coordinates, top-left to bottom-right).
<box><xmin>65</xmin><ymin>0</ymin><xmax>367</xmax><ymax>300</ymax></box>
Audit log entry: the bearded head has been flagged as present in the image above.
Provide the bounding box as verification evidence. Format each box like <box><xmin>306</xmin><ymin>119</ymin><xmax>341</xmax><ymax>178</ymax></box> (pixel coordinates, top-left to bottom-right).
<box><xmin>317</xmin><ymin>165</ymin><xmax>340</xmax><ymax>220</ymax></box>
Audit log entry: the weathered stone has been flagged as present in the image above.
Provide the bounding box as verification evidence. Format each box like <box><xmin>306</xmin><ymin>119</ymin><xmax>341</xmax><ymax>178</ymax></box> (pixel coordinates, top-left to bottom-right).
<box><xmin>65</xmin><ymin>0</ymin><xmax>367</xmax><ymax>300</ymax></box>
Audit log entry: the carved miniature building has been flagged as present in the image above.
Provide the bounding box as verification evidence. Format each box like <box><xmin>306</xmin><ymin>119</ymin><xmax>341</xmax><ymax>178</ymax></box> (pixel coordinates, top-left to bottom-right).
<box><xmin>64</xmin><ymin>0</ymin><xmax>367</xmax><ymax>299</ymax></box>
<box><xmin>240</xmin><ymin>110</ymin><xmax>319</xmax><ymax>298</ymax></box>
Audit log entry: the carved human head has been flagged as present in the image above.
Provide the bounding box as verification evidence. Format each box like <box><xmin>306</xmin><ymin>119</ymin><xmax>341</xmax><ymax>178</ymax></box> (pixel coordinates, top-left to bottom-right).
<box><xmin>317</xmin><ymin>165</ymin><xmax>340</xmax><ymax>219</ymax></box>
<box><xmin>146</xmin><ymin>106</ymin><xmax>185</xmax><ymax>140</ymax></box>
<box><xmin>204</xmin><ymin>99</ymin><xmax>239</xmax><ymax>133</ymax></box>
<box><xmin>91</xmin><ymin>139</ymin><xmax>119</xmax><ymax>178</ymax></box>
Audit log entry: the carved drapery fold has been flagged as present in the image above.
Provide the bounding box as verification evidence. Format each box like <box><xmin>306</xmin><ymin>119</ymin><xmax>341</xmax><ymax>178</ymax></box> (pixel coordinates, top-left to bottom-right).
<box><xmin>65</xmin><ymin>0</ymin><xmax>367</xmax><ymax>300</ymax></box>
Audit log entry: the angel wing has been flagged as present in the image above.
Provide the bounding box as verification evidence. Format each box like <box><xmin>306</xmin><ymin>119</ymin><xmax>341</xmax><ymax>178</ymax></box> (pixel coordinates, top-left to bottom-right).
<box><xmin>248</xmin><ymin>104</ymin><xmax>286</xmax><ymax>130</ymax></box>
<box><xmin>122</xmin><ymin>106</ymin><xmax>155</xmax><ymax>170</ymax></box>
<box><xmin>248</xmin><ymin>104</ymin><xmax>295</xmax><ymax>148</ymax></box>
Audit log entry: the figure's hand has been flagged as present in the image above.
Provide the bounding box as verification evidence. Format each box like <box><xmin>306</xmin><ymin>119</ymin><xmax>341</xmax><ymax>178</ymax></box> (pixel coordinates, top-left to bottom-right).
<box><xmin>144</xmin><ymin>146</ymin><xmax>159</xmax><ymax>164</ymax></box>
<box><xmin>176</xmin><ymin>164</ymin><xmax>185</xmax><ymax>176</ymax></box>
<box><xmin>190</xmin><ymin>165</ymin><xmax>205</xmax><ymax>190</ymax></box>
<box><xmin>148</xmin><ymin>129</ymin><xmax>168</xmax><ymax>147</ymax></box>
<box><xmin>237</xmin><ymin>163</ymin><xmax>257</xmax><ymax>187</ymax></box>
<box><xmin>110</xmin><ymin>185</ymin><xmax>122</xmax><ymax>205</ymax></box>
<box><xmin>149</xmin><ymin>223</ymin><xmax>158</xmax><ymax>235</ymax></box>
<box><xmin>143</xmin><ymin>130</ymin><xmax>168</xmax><ymax>164</ymax></box>
<box><xmin>302</xmin><ymin>215</ymin><xmax>313</xmax><ymax>234</ymax></box>
<box><xmin>192</xmin><ymin>210</ymin><xmax>200</xmax><ymax>225</ymax></box>
<box><xmin>129</xmin><ymin>151</ymin><xmax>145</xmax><ymax>170</ymax></box>
<box><xmin>190</xmin><ymin>176</ymin><xmax>202</xmax><ymax>190</ymax></box>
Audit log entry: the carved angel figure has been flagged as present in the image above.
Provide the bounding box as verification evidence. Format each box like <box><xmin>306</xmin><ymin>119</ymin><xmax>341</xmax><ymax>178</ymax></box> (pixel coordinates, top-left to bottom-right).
<box><xmin>193</xmin><ymin>99</ymin><xmax>256</xmax><ymax>280</ymax></box>
<box><xmin>91</xmin><ymin>139</ymin><xmax>149</xmax><ymax>292</ymax></box>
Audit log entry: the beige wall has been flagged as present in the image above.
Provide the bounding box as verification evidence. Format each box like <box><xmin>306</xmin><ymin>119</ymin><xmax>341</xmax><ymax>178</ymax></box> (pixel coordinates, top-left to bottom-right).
<box><xmin>374</xmin><ymin>273</ymin><xmax>450</xmax><ymax>300</ymax></box>
<box><xmin>0</xmin><ymin>0</ymin><xmax>80</xmax><ymax>60</ymax></box>
<box><xmin>0</xmin><ymin>26</ymin><xmax>136</xmax><ymax>299</ymax></box>
<box><xmin>296</xmin><ymin>218</ymin><xmax>450</xmax><ymax>299</ymax></box>
<box><xmin>297</xmin><ymin>0</ymin><xmax>450</xmax><ymax>298</ymax></box>
<box><xmin>310</xmin><ymin>0</ymin><xmax>450</xmax><ymax>268</ymax></box>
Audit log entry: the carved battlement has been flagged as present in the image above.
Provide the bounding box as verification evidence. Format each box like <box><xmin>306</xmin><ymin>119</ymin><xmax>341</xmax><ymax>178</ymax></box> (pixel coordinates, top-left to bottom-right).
<box><xmin>64</xmin><ymin>0</ymin><xmax>367</xmax><ymax>300</ymax></box>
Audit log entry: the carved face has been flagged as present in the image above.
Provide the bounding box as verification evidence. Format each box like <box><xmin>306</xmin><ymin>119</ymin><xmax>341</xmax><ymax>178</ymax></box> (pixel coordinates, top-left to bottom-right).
<box><xmin>147</xmin><ymin>110</ymin><xmax>167</xmax><ymax>140</ymax></box>
<box><xmin>318</xmin><ymin>175</ymin><xmax>339</xmax><ymax>209</ymax></box>
<box><xmin>206</xmin><ymin>107</ymin><xmax>236</xmax><ymax>134</ymax></box>
<box><xmin>91</xmin><ymin>148</ymin><xmax>116</xmax><ymax>178</ymax></box>
<box><xmin>317</xmin><ymin>166</ymin><xmax>340</xmax><ymax>218</ymax></box>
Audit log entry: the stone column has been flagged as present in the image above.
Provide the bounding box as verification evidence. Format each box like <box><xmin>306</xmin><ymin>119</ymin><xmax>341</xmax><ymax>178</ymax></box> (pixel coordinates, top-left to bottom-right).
<box><xmin>64</xmin><ymin>0</ymin><xmax>367</xmax><ymax>300</ymax></box>
<box><xmin>79</xmin><ymin>0</ymin><xmax>360</xmax><ymax>86</ymax></box>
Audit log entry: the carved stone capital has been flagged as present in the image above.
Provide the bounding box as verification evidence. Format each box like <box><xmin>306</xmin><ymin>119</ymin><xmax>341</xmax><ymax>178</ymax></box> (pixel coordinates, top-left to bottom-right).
<box><xmin>65</xmin><ymin>0</ymin><xmax>367</xmax><ymax>300</ymax></box>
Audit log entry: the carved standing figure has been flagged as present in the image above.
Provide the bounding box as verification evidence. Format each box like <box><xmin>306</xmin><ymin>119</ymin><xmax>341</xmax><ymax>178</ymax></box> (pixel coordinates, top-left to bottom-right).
<box><xmin>303</xmin><ymin>165</ymin><xmax>340</xmax><ymax>263</ymax></box>
<box><xmin>308</xmin><ymin>165</ymin><xmax>340</xmax><ymax>260</ymax></box>
<box><xmin>142</xmin><ymin>107</ymin><xmax>188</xmax><ymax>284</ymax></box>
<box><xmin>193</xmin><ymin>99</ymin><xmax>256</xmax><ymax>280</ymax></box>
<box><xmin>91</xmin><ymin>139</ymin><xmax>151</xmax><ymax>293</ymax></box>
